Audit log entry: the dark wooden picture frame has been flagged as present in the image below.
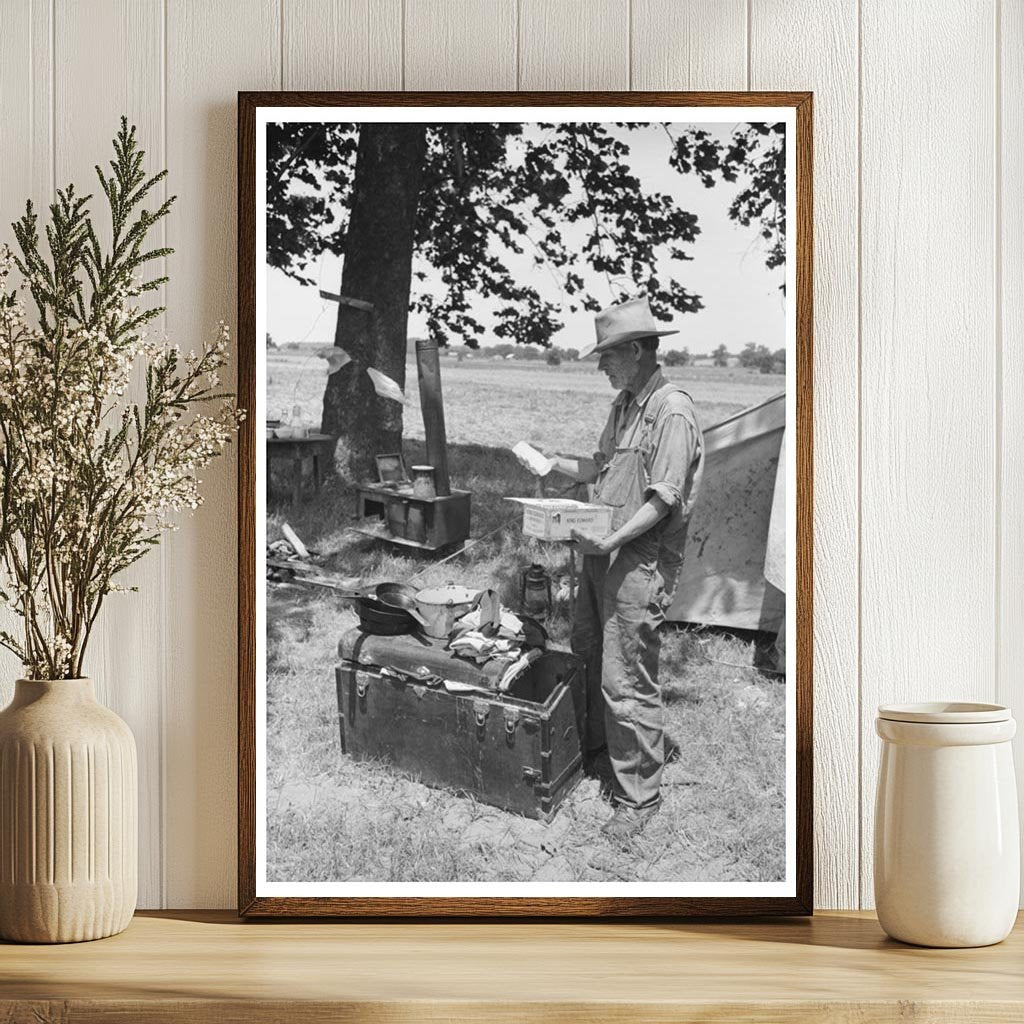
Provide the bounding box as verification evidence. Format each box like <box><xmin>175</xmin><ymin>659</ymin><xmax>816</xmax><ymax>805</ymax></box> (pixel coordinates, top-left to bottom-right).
<box><xmin>238</xmin><ymin>91</ymin><xmax>813</xmax><ymax>917</ymax></box>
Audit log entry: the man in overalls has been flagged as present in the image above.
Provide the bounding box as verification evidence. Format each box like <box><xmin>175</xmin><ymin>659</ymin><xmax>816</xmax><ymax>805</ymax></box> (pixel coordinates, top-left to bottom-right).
<box><xmin>549</xmin><ymin>296</ymin><xmax>704</xmax><ymax>839</ymax></box>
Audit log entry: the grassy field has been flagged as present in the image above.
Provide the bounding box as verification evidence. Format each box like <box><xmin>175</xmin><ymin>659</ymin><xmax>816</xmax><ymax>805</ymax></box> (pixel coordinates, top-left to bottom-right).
<box><xmin>265</xmin><ymin>352</ymin><xmax>787</xmax><ymax>885</ymax></box>
<box><xmin>267</xmin><ymin>349</ymin><xmax>783</xmax><ymax>454</ymax></box>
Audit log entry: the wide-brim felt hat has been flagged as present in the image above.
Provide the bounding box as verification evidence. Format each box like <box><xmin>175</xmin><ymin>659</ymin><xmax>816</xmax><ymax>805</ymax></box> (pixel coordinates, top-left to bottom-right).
<box><xmin>591</xmin><ymin>296</ymin><xmax>678</xmax><ymax>354</ymax></box>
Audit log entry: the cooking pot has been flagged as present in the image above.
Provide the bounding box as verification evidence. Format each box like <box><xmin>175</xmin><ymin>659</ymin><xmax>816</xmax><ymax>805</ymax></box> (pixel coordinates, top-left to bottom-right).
<box><xmin>415</xmin><ymin>585</ymin><xmax>481</xmax><ymax>639</ymax></box>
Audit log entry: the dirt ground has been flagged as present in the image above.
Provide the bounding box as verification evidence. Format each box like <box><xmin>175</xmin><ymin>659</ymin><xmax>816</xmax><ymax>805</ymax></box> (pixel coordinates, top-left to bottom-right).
<box><xmin>264</xmin><ymin>360</ymin><xmax>787</xmax><ymax>885</ymax></box>
<box><xmin>265</xmin><ymin>473</ymin><xmax>786</xmax><ymax>885</ymax></box>
<box><xmin>267</xmin><ymin>585</ymin><xmax>785</xmax><ymax>884</ymax></box>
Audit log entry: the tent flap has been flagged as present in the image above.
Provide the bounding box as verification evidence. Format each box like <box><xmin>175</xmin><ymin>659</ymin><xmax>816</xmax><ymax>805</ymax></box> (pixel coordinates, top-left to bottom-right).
<box><xmin>669</xmin><ymin>393</ymin><xmax>786</xmax><ymax>634</ymax></box>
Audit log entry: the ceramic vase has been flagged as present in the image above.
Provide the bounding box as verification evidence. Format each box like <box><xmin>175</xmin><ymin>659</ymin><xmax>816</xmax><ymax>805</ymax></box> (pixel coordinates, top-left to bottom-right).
<box><xmin>0</xmin><ymin>678</ymin><xmax>137</xmax><ymax>943</ymax></box>
<box><xmin>874</xmin><ymin>702</ymin><xmax>1019</xmax><ymax>947</ymax></box>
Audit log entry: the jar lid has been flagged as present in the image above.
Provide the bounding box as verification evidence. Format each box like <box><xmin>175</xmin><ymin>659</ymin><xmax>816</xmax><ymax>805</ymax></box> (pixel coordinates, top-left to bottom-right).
<box><xmin>877</xmin><ymin>702</ymin><xmax>1011</xmax><ymax>724</ymax></box>
<box><xmin>417</xmin><ymin>585</ymin><xmax>479</xmax><ymax>606</ymax></box>
<box><xmin>415</xmin><ymin>585</ymin><xmax>479</xmax><ymax>606</ymax></box>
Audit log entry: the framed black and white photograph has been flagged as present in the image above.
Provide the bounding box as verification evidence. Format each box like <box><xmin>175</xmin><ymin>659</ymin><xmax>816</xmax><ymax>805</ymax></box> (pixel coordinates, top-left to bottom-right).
<box><xmin>238</xmin><ymin>91</ymin><xmax>812</xmax><ymax>917</ymax></box>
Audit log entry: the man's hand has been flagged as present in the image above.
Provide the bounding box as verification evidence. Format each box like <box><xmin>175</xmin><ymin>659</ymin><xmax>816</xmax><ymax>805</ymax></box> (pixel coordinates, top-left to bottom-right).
<box><xmin>549</xmin><ymin>454</ymin><xmax>600</xmax><ymax>484</ymax></box>
<box><xmin>570</xmin><ymin>496</ymin><xmax>671</xmax><ymax>557</ymax></box>
<box><xmin>570</xmin><ymin>527</ymin><xmax>613</xmax><ymax>556</ymax></box>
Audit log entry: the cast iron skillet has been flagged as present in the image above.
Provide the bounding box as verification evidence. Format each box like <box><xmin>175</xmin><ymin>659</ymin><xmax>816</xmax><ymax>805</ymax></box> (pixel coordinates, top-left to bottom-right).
<box><xmin>338</xmin><ymin>582</ymin><xmax>426</xmax><ymax>625</ymax></box>
<box><xmin>371</xmin><ymin>582</ymin><xmax>428</xmax><ymax>628</ymax></box>
<box><xmin>357</xmin><ymin>596</ymin><xmax>416</xmax><ymax>636</ymax></box>
<box><xmin>352</xmin><ymin>584</ymin><xmax>430</xmax><ymax>642</ymax></box>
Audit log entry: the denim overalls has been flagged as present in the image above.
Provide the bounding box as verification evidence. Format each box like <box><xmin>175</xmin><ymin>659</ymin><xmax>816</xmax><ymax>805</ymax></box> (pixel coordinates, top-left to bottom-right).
<box><xmin>570</xmin><ymin>380</ymin><xmax>694</xmax><ymax>810</ymax></box>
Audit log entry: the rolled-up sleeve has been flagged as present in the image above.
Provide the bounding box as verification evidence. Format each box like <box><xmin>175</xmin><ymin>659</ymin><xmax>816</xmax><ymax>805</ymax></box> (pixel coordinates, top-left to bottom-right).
<box><xmin>645</xmin><ymin>411</ymin><xmax>700</xmax><ymax>509</ymax></box>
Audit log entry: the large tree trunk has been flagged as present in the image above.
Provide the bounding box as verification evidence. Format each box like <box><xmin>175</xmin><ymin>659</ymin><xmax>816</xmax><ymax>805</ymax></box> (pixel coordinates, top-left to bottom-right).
<box><xmin>321</xmin><ymin>124</ymin><xmax>427</xmax><ymax>480</ymax></box>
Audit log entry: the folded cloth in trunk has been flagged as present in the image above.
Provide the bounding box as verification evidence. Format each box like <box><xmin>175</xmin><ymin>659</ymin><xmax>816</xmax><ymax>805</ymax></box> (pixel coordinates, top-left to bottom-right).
<box><xmin>338</xmin><ymin>629</ymin><xmax>507</xmax><ymax>688</ymax></box>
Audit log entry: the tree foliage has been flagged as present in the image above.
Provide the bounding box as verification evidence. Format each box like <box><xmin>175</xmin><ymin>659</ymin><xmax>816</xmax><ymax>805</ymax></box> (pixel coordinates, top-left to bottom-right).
<box><xmin>712</xmin><ymin>343</ymin><xmax>730</xmax><ymax>367</ymax></box>
<box><xmin>738</xmin><ymin>342</ymin><xmax>772</xmax><ymax>368</ymax></box>
<box><xmin>663</xmin><ymin>347</ymin><xmax>690</xmax><ymax>367</ymax></box>
<box><xmin>738</xmin><ymin>341</ymin><xmax>784</xmax><ymax>374</ymax></box>
<box><xmin>267</xmin><ymin>122</ymin><xmax>705</xmax><ymax>350</ymax></box>
<box><xmin>267</xmin><ymin>120</ymin><xmax>787</xmax><ymax>474</ymax></box>
<box><xmin>266</xmin><ymin>123</ymin><xmax>358</xmax><ymax>284</ymax></box>
<box><xmin>666</xmin><ymin>122</ymin><xmax>786</xmax><ymax>274</ymax></box>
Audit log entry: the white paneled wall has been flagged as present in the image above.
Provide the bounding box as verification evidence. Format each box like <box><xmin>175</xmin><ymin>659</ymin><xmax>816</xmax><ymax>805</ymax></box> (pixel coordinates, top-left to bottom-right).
<box><xmin>0</xmin><ymin>0</ymin><xmax>1015</xmax><ymax>910</ymax></box>
<box><xmin>751</xmin><ymin>0</ymin><xmax>860</xmax><ymax>911</ymax></box>
<box><xmin>1005</xmin><ymin>0</ymin><xmax>1024</xmax><ymax>885</ymax></box>
<box><xmin>56</xmin><ymin>0</ymin><xmax>168</xmax><ymax>910</ymax></box>
<box><xmin>860</xmin><ymin>0</ymin><xmax>1000</xmax><ymax>909</ymax></box>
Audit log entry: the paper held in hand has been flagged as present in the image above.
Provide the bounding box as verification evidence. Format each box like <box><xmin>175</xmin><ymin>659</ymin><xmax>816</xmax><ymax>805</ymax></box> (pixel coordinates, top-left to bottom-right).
<box><xmin>511</xmin><ymin>441</ymin><xmax>554</xmax><ymax>477</ymax></box>
<box><xmin>507</xmin><ymin>497</ymin><xmax>613</xmax><ymax>542</ymax></box>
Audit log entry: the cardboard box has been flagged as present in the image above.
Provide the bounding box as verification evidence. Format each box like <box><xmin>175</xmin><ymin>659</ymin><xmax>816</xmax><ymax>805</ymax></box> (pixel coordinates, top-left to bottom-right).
<box><xmin>507</xmin><ymin>498</ymin><xmax>613</xmax><ymax>542</ymax></box>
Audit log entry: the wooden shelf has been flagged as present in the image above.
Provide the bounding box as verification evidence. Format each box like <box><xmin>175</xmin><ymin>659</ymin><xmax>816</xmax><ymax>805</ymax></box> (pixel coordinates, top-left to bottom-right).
<box><xmin>2</xmin><ymin>910</ymin><xmax>1023</xmax><ymax>1021</ymax></box>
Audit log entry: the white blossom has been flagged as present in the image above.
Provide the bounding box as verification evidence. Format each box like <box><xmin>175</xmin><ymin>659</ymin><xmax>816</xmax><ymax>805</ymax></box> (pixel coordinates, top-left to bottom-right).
<box><xmin>0</xmin><ymin>244</ymin><xmax>241</xmax><ymax>678</ymax></box>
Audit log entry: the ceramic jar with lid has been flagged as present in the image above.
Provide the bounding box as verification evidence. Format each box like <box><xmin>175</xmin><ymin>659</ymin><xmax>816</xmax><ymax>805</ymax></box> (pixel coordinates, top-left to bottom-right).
<box><xmin>874</xmin><ymin>702</ymin><xmax>1019</xmax><ymax>947</ymax></box>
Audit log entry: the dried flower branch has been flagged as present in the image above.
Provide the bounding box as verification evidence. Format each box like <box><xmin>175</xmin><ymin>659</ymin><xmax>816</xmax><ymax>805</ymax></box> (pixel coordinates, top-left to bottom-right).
<box><xmin>0</xmin><ymin>117</ymin><xmax>242</xmax><ymax>679</ymax></box>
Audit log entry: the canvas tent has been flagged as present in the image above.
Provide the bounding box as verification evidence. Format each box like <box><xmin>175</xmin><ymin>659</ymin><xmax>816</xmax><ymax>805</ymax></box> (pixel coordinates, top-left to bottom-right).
<box><xmin>668</xmin><ymin>392</ymin><xmax>786</xmax><ymax>634</ymax></box>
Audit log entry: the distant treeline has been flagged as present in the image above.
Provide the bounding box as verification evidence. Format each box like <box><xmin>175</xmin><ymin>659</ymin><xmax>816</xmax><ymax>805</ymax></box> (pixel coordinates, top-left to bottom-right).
<box><xmin>268</xmin><ymin>334</ymin><xmax>785</xmax><ymax>375</ymax></box>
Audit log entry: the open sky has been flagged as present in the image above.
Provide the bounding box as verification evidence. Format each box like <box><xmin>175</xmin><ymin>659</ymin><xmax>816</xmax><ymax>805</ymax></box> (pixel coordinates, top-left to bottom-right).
<box><xmin>265</xmin><ymin>122</ymin><xmax>786</xmax><ymax>357</ymax></box>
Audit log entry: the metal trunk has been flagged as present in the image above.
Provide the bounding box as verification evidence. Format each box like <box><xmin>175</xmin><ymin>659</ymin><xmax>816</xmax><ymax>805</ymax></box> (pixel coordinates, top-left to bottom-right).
<box><xmin>336</xmin><ymin>631</ymin><xmax>585</xmax><ymax>821</ymax></box>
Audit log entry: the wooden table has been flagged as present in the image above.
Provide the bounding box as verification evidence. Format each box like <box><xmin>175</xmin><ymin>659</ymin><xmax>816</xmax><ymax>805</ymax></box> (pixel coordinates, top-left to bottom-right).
<box><xmin>267</xmin><ymin>433</ymin><xmax>335</xmax><ymax>505</ymax></box>
<box><xmin>2</xmin><ymin>910</ymin><xmax>1022</xmax><ymax>1022</ymax></box>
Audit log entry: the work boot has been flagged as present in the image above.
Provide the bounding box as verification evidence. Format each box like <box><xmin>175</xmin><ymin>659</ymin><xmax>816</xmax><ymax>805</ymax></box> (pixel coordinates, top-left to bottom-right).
<box><xmin>600</xmin><ymin>802</ymin><xmax>660</xmax><ymax>839</ymax></box>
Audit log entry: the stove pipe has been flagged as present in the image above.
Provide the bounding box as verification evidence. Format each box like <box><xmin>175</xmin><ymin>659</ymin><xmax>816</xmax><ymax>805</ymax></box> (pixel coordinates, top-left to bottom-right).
<box><xmin>414</xmin><ymin>337</ymin><xmax>451</xmax><ymax>497</ymax></box>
